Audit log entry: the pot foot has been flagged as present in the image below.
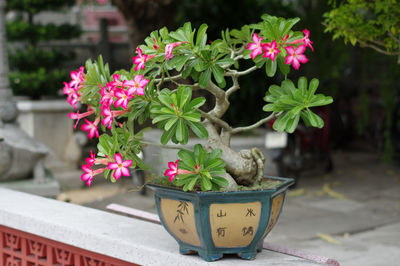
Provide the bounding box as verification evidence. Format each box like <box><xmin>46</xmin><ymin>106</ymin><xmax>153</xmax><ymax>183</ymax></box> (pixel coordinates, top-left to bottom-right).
<box><xmin>256</xmin><ymin>240</ymin><xmax>264</xmax><ymax>252</ymax></box>
<box><xmin>237</xmin><ymin>251</ymin><xmax>257</xmax><ymax>260</ymax></box>
<box><xmin>197</xmin><ymin>251</ymin><xmax>223</xmax><ymax>262</ymax></box>
<box><xmin>179</xmin><ymin>247</ymin><xmax>196</xmax><ymax>255</ymax></box>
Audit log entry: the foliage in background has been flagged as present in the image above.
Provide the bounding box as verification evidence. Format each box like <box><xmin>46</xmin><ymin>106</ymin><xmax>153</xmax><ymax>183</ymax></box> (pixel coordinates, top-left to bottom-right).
<box><xmin>324</xmin><ymin>0</ymin><xmax>400</xmax><ymax>161</ymax></box>
<box><xmin>324</xmin><ymin>0</ymin><xmax>400</xmax><ymax>61</ymax></box>
<box><xmin>6</xmin><ymin>0</ymin><xmax>80</xmax><ymax>98</ymax></box>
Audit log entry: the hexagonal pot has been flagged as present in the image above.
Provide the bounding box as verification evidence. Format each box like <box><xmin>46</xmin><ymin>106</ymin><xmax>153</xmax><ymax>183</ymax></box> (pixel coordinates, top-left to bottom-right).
<box><xmin>147</xmin><ymin>176</ymin><xmax>294</xmax><ymax>262</ymax></box>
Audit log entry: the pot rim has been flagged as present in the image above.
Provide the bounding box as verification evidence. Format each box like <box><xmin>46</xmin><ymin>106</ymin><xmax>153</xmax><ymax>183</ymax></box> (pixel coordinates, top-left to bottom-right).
<box><xmin>147</xmin><ymin>175</ymin><xmax>294</xmax><ymax>197</ymax></box>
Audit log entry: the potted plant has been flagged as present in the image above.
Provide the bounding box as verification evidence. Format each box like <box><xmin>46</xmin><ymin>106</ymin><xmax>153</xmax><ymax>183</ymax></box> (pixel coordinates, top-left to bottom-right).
<box><xmin>63</xmin><ymin>14</ymin><xmax>332</xmax><ymax>261</ymax></box>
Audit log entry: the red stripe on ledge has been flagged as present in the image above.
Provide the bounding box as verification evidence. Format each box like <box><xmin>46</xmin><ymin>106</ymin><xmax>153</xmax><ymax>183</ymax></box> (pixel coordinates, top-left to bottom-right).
<box><xmin>0</xmin><ymin>225</ymin><xmax>139</xmax><ymax>266</ymax></box>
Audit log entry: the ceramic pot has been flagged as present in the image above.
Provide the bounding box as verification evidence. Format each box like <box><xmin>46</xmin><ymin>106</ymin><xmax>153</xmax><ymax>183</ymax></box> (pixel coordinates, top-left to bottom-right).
<box><xmin>147</xmin><ymin>176</ymin><xmax>294</xmax><ymax>262</ymax></box>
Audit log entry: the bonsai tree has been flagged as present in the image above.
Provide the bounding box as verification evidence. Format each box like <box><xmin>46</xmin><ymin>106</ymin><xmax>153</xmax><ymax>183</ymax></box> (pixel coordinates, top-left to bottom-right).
<box><xmin>7</xmin><ymin>0</ymin><xmax>80</xmax><ymax>98</ymax></box>
<box><xmin>64</xmin><ymin>14</ymin><xmax>332</xmax><ymax>191</ymax></box>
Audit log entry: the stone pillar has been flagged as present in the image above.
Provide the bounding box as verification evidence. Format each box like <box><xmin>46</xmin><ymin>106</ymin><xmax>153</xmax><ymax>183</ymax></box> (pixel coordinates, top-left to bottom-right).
<box><xmin>0</xmin><ymin>0</ymin><xmax>18</xmax><ymax>125</ymax></box>
<box><xmin>0</xmin><ymin>0</ymin><xmax>58</xmax><ymax>196</ymax></box>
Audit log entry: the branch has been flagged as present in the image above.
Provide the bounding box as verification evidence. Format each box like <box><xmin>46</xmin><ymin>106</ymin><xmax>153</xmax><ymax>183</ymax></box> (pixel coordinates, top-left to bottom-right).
<box><xmin>206</xmin><ymin>81</ymin><xmax>229</xmax><ymax>118</ymax></box>
<box><xmin>225</xmin><ymin>65</ymin><xmax>257</xmax><ymax>77</ymax></box>
<box><xmin>154</xmin><ymin>74</ymin><xmax>182</xmax><ymax>83</ymax></box>
<box><xmin>226</xmin><ymin>74</ymin><xmax>240</xmax><ymax>98</ymax></box>
<box><xmin>359</xmin><ymin>41</ymin><xmax>400</xmax><ymax>56</ymax></box>
<box><xmin>139</xmin><ymin>140</ymin><xmax>191</xmax><ymax>152</ymax></box>
<box><xmin>199</xmin><ymin>110</ymin><xmax>232</xmax><ymax>132</ymax></box>
<box><xmin>232</xmin><ymin>112</ymin><xmax>280</xmax><ymax>134</ymax></box>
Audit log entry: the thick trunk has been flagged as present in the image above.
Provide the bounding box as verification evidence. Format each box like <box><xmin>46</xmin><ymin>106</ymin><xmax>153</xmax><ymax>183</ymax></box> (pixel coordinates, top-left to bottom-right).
<box><xmin>204</xmin><ymin>122</ymin><xmax>258</xmax><ymax>186</ymax></box>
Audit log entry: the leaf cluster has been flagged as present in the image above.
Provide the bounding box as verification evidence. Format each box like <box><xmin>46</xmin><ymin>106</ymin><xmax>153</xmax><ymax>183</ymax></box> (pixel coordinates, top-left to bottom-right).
<box><xmin>263</xmin><ymin>77</ymin><xmax>333</xmax><ymax>133</ymax></box>
<box><xmin>150</xmin><ymin>86</ymin><xmax>208</xmax><ymax>145</ymax></box>
<box><xmin>172</xmin><ymin>144</ymin><xmax>228</xmax><ymax>191</ymax></box>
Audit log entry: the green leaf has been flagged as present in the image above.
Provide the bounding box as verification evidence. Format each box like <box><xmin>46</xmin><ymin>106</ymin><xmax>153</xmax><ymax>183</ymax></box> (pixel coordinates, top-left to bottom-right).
<box><xmin>187</xmin><ymin>97</ymin><xmax>206</xmax><ymax>110</ymax></box>
<box><xmin>211</xmin><ymin>64</ymin><xmax>225</xmax><ymax>88</ymax></box>
<box><xmin>204</xmin><ymin>158</ymin><xmax>224</xmax><ymax>170</ymax></box>
<box><xmin>265</xmin><ymin>59</ymin><xmax>277</xmax><ymax>77</ymax></box>
<box><xmin>200</xmin><ymin>176</ymin><xmax>212</xmax><ymax>191</ymax></box>
<box><xmin>194</xmin><ymin>144</ymin><xmax>207</xmax><ymax>164</ymax></box>
<box><xmin>182</xmin><ymin>112</ymin><xmax>201</xmax><ymax>122</ymax></box>
<box><xmin>286</xmin><ymin>113</ymin><xmax>300</xmax><ymax>133</ymax></box>
<box><xmin>177</xmin><ymin>86</ymin><xmax>191</xmax><ymax>108</ymax></box>
<box><xmin>281</xmin><ymin>17</ymin><xmax>300</xmax><ymax>36</ymax></box>
<box><xmin>187</xmin><ymin>120</ymin><xmax>208</xmax><ymax>139</ymax></box>
<box><xmin>160</xmin><ymin>123</ymin><xmax>177</xmax><ymax>145</ymax></box>
<box><xmin>273</xmin><ymin>112</ymin><xmax>290</xmax><ymax>132</ymax></box>
<box><xmin>298</xmin><ymin>76</ymin><xmax>308</xmax><ymax>96</ymax></box>
<box><xmin>215</xmin><ymin>58</ymin><xmax>235</xmax><ymax>66</ymax></box>
<box><xmin>281</xmin><ymin>80</ymin><xmax>296</xmax><ymax>96</ymax></box>
<box><xmin>196</xmin><ymin>23</ymin><xmax>208</xmax><ymax>48</ymax></box>
<box><xmin>308</xmin><ymin>78</ymin><xmax>319</xmax><ymax>99</ymax></box>
<box><xmin>183</xmin><ymin>176</ymin><xmax>198</xmax><ymax>191</ymax></box>
<box><xmin>277</xmin><ymin>56</ymin><xmax>290</xmax><ymax>75</ymax></box>
<box><xmin>263</xmin><ymin>103</ymin><xmax>274</xmax><ymax>112</ymax></box>
<box><xmin>199</xmin><ymin>68</ymin><xmax>211</xmax><ymax>88</ymax></box>
<box><xmin>309</xmin><ymin>95</ymin><xmax>333</xmax><ymax>107</ymax></box>
<box><xmin>211</xmin><ymin>176</ymin><xmax>228</xmax><ymax>188</ymax></box>
<box><xmin>306</xmin><ymin>109</ymin><xmax>324</xmax><ymax>128</ymax></box>
<box><xmin>152</xmin><ymin>114</ymin><xmax>173</xmax><ymax>124</ymax></box>
<box><xmin>178</xmin><ymin>149</ymin><xmax>196</xmax><ymax>167</ymax></box>
<box><xmin>164</xmin><ymin>117</ymin><xmax>178</xmax><ymax>131</ymax></box>
<box><xmin>176</xmin><ymin>119</ymin><xmax>185</xmax><ymax>142</ymax></box>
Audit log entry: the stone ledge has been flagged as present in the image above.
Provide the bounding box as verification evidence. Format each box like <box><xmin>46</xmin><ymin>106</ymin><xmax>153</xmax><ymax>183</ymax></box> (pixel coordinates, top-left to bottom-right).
<box><xmin>16</xmin><ymin>99</ymin><xmax>74</xmax><ymax>112</ymax></box>
<box><xmin>0</xmin><ymin>188</ymin><xmax>320</xmax><ymax>265</ymax></box>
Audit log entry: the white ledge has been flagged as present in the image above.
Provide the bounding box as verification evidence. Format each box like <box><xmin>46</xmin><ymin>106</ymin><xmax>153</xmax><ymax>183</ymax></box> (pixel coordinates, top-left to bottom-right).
<box><xmin>0</xmin><ymin>188</ymin><xmax>318</xmax><ymax>265</ymax></box>
<box><xmin>16</xmin><ymin>99</ymin><xmax>75</xmax><ymax>112</ymax></box>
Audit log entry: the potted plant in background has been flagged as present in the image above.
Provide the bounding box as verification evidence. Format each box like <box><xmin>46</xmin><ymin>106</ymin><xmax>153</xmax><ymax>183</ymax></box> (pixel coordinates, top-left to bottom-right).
<box><xmin>63</xmin><ymin>14</ymin><xmax>332</xmax><ymax>261</ymax></box>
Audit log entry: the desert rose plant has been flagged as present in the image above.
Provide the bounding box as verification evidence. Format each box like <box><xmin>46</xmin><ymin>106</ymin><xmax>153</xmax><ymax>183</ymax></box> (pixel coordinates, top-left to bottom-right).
<box><xmin>64</xmin><ymin>14</ymin><xmax>332</xmax><ymax>191</ymax></box>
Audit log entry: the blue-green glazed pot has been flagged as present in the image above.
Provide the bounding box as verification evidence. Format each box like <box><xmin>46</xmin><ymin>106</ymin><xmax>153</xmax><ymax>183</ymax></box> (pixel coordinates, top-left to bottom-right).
<box><xmin>147</xmin><ymin>176</ymin><xmax>294</xmax><ymax>262</ymax></box>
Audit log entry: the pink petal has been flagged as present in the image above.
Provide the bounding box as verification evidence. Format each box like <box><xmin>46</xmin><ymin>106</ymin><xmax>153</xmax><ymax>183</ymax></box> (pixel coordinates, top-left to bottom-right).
<box><xmin>81</xmin><ymin>173</ymin><xmax>92</xmax><ymax>181</ymax></box>
<box><xmin>107</xmin><ymin>162</ymin><xmax>119</xmax><ymax>170</ymax></box>
<box><xmin>292</xmin><ymin>59</ymin><xmax>300</xmax><ymax>70</ymax></box>
<box><xmin>113</xmin><ymin>168</ymin><xmax>122</xmax><ymax>179</ymax></box>
<box><xmin>295</xmin><ymin>45</ymin><xmax>306</xmax><ymax>54</ymax></box>
<box><xmin>285</xmin><ymin>55</ymin><xmax>294</xmax><ymax>65</ymax></box>
<box><xmin>247</xmin><ymin>43</ymin><xmax>258</xmax><ymax>50</ymax></box>
<box><xmin>121</xmin><ymin>167</ymin><xmax>130</xmax><ymax>177</ymax></box>
<box><xmin>122</xmin><ymin>160</ymin><xmax>132</xmax><ymax>167</ymax></box>
<box><xmin>302</xmin><ymin>29</ymin><xmax>310</xmax><ymax>37</ymax></box>
<box><xmin>285</xmin><ymin>46</ymin><xmax>295</xmax><ymax>54</ymax></box>
<box><xmin>86</xmin><ymin>177</ymin><xmax>93</xmax><ymax>186</ymax></box>
<box><xmin>114</xmin><ymin>153</ymin><xmax>123</xmax><ymax>164</ymax></box>
<box><xmin>297</xmin><ymin>54</ymin><xmax>308</xmax><ymax>63</ymax></box>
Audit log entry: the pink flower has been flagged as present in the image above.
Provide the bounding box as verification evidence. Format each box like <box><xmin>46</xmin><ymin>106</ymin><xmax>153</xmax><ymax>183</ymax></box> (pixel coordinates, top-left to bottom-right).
<box><xmin>81</xmin><ymin>164</ymin><xmax>105</xmax><ymax>187</ymax></box>
<box><xmin>110</xmin><ymin>74</ymin><xmax>123</xmax><ymax>88</ymax></box>
<box><xmin>165</xmin><ymin>42</ymin><xmax>184</xmax><ymax>61</ymax></box>
<box><xmin>262</xmin><ymin>40</ymin><xmax>280</xmax><ymax>61</ymax></box>
<box><xmin>107</xmin><ymin>153</ymin><xmax>133</xmax><ymax>180</ymax></box>
<box><xmin>285</xmin><ymin>45</ymin><xmax>308</xmax><ymax>70</ymax></box>
<box><xmin>81</xmin><ymin>118</ymin><xmax>100</xmax><ymax>139</ymax></box>
<box><xmin>132</xmin><ymin>47</ymin><xmax>148</xmax><ymax>71</ymax></box>
<box><xmin>124</xmin><ymin>74</ymin><xmax>149</xmax><ymax>96</ymax></box>
<box><xmin>114</xmin><ymin>89</ymin><xmax>133</xmax><ymax>110</ymax></box>
<box><xmin>247</xmin><ymin>33</ymin><xmax>264</xmax><ymax>59</ymax></box>
<box><xmin>302</xmin><ymin>29</ymin><xmax>314</xmax><ymax>51</ymax></box>
<box><xmin>99</xmin><ymin>84</ymin><xmax>115</xmax><ymax>109</ymax></box>
<box><xmin>85</xmin><ymin>150</ymin><xmax>96</xmax><ymax>166</ymax></box>
<box><xmin>101</xmin><ymin>107</ymin><xmax>114</xmax><ymax>129</ymax></box>
<box><xmin>69</xmin><ymin>109</ymin><xmax>95</xmax><ymax>129</ymax></box>
<box><xmin>69</xmin><ymin>67</ymin><xmax>85</xmax><ymax>89</ymax></box>
<box><xmin>63</xmin><ymin>82</ymin><xmax>81</xmax><ymax>109</ymax></box>
<box><xmin>164</xmin><ymin>160</ymin><xmax>180</xmax><ymax>182</ymax></box>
